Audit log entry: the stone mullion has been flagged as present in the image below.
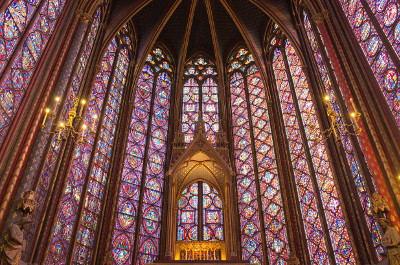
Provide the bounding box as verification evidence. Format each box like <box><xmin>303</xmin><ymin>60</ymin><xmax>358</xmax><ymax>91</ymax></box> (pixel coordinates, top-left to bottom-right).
<box><xmin>306</xmin><ymin>12</ymin><xmax>379</xmax><ymax>263</ymax></box>
<box><xmin>224</xmin><ymin>71</ymin><xmax>242</xmax><ymax>260</ymax></box>
<box><xmin>160</xmin><ymin>66</ymin><xmax>177</xmax><ymax>260</ymax></box>
<box><xmin>65</xmin><ymin>45</ymin><xmax>122</xmax><ymax>264</ymax></box>
<box><xmin>264</xmin><ymin>57</ymin><xmax>310</xmax><ymax>264</ymax></box>
<box><xmin>131</xmin><ymin>69</ymin><xmax>160</xmax><ymax>263</ymax></box>
<box><xmin>241</xmin><ymin>66</ymin><xmax>269</xmax><ymax>265</ymax></box>
<box><xmin>93</xmin><ymin>47</ymin><xmax>137</xmax><ymax>264</ymax></box>
<box><xmin>281</xmin><ymin>44</ymin><xmax>336</xmax><ymax>264</ymax></box>
<box><xmin>198</xmin><ymin>181</ymin><xmax>204</xmax><ymax>240</ymax></box>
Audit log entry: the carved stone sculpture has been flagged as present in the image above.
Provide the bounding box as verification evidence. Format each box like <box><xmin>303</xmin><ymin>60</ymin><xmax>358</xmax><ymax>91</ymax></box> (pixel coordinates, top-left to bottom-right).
<box><xmin>379</xmin><ymin>218</ymin><xmax>400</xmax><ymax>265</ymax></box>
<box><xmin>372</xmin><ymin>193</ymin><xmax>391</xmax><ymax>218</ymax></box>
<box><xmin>0</xmin><ymin>217</ymin><xmax>32</xmax><ymax>265</ymax></box>
<box><xmin>16</xmin><ymin>191</ymin><xmax>38</xmax><ymax>217</ymax></box>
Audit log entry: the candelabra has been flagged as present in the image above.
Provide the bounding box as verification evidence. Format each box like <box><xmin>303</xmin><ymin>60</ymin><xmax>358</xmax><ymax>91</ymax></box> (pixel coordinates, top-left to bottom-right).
<box><xmin>312</xmin><ymin>95</ymin><xmax>361</xmax><ymax>142</ymax></box>
<box><xmin>41</xmin><ymin>96</ymin><xmax>97</xmax><ymax>143</ymax></box>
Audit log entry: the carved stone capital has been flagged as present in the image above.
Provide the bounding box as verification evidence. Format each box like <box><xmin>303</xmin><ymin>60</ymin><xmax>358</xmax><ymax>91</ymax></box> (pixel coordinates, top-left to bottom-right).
<box><xmin>312</xmin><ymin>10</ymin><xmax>329</xmax><ymax>25</ymax></box>
<box><xmin>75</xmin><ymin>9</ymin><xmax>93</xmax><ymax>24</ymax></box>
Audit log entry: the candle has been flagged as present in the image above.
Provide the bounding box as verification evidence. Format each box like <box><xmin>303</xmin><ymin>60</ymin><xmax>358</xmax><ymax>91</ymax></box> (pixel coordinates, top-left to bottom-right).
<box><xmin>42</xmin><ymin>108</ymin><xmax>50</xmax><ymax>126</ymax></box>
<box><xmin>57</xmin><ymin>122</ymin><xmax>65</xmax><ymax>141</ymax></box>
<box><xmin>350</xmin><ymin>97</ymin><xmax>358</xmax><ymax>114</ymax></box>
<box><xmin>81</xmin><ymin>124</ymin><xmax>87</xmax><ymax>142</ymax></box>
<box><xmin>54</xmin><ymin>96</ymin><xmax>61</xmax><ymax>112</ymax></box>
<box><xmin>91</xmin><ymin>114</ymin><xmax>98</xmax><ymax>132</ymax></box>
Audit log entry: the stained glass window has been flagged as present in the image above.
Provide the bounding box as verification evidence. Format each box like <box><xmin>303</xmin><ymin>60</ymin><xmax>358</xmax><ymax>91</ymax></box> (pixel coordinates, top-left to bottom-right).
<box><xmin>177</xmin><ymin>181</ymin><xmax>224</xmax><ymax>242</ymax></box>
<box><xmin>271</xmin><ymin>39</ymin><xmax>356</xmax><ymax>264</ymax></box>
<box><xmin>303</xmin><ymin>11</ymin><xmax>383</xmax><ymax>257</ymax></box>
<box><xmin>24</xmin><ymin>8</ymin><xmax>102</xmax><ymax>258</ymax></box>
<box><xmin>111</xmin><ymin>47</ymin><xmax>173</xmax><ymax>265</ymax></box>
<box><xmin>229</xmin><ymin>48</ymin><xmax>289</xmax><ymax>265</ymax></box>
<box><xmin>182</xmin><ymin>56</ymin><xmax>219</xmax><ymax>144</ymax></box>
<box><xmin>46</xmin><ymin>28</ymin><xmax>133</xmax><ymax>264</ymax></box>
<box><xmin>337</xmin><ymin>0</ymin><xmax>400</xmax><ymax>126</ymax></box>
<box><xmin>0</xmin><ymin>0</ymin><xmax>68</xmax><ymax>145</ymax></box>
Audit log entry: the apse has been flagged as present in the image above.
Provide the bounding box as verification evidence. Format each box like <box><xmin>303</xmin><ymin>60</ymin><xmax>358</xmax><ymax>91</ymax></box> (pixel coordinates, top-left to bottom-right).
<box><xmin>0</xmin><ymin>1</ymin><xmax>399</xmax><ymax>265</ymax></box>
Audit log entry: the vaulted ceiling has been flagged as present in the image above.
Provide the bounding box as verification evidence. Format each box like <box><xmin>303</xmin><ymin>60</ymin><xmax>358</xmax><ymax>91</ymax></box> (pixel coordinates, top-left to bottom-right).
<box><xmin>103</xmin><ymin>0</ymin><xmax>300</xmax><ymax>68</ymax></box>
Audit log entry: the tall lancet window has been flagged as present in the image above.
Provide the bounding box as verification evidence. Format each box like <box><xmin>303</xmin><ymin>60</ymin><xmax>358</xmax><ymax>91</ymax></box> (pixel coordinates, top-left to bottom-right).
<box><xmin>0</xmin><ymin>0</ymin><xmax>68</xmax><ymax>144</ymax></box>
<box><xmin>182</xmin><ymin>56</ymin><xmax>219</xmax><ymax>144</ymax></box>
<box><xmin>111</xmin><ymin>47</ymin><xmax>173</xmax><ymax>265</ymax></box>
<box><xmin>177</xmin><ymin>181</ymin><xmax>224</xmax><ymax>242</ymax></box>
<box><xmin>46</xmin><ymin>27</ymin><xmax>133</xmax><ymax>264</ymax></box>
<box><xmin>336</xmin><ymin>0</ymin><xmax>400</xmax><ymax>126</ymax></box>
<box><xmin>271</xmin><ymin>39</ymin><xmax>356</xmax><ymax>264</ymax></box>
<box><xmin>228</xmin><ymin>47</ymin><xmax>289</xmax><ymax>265</ymax></box>
<box><xmin>303</xmin><ymin>11</ymin><xmax>383</xmax><ymax>257</ymax></box>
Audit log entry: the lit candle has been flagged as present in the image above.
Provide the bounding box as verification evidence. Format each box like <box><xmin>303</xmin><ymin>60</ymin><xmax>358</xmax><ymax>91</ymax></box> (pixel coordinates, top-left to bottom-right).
<box><xmin>350</xmin><ymin>97</ymin><xmax>358</xmax><ymax>114</ymax></box>
<box><xmin>91</xmin><ymin>114</ymin><xmax>98</xmax><ymax>132</ymax></box>
<box><xmin>57</xmin><ymin>122</ymin><xmax>65</xmax><ymax>140</ymax></box>
<box><xmin>81</xmin><ymin>124</ymin><xmax>87</xmax><ymax>142</ymax></box>
<box><xmin>54</xmin><ymin>96</ymin><xmax>61</xmax><ymax>112</ymax></box>
<box><xmin>81</xmin><ymin>99</ymin><xmax>87</xmax><ymax>105</ymax></box>
<box><xmin>42</xmin><ymin>108</ymin><xmax>50</xmax><ymax>126</ymax></box>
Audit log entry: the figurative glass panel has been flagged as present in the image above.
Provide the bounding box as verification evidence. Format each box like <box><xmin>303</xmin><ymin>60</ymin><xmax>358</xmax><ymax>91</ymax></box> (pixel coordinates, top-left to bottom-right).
<box><xmin>338</xmin><ymin>0</ymin><xmax>400</xmax><ymax>126</ymax></box>
<box><xmin>0</xmin><ymin>0</ymin><xmax>42</xmax><ymax>74</ymax></box>
<box><xmin>0</xmin><ymin>0</ymin><xmax>68</xmax><ymax>144</ymax></box>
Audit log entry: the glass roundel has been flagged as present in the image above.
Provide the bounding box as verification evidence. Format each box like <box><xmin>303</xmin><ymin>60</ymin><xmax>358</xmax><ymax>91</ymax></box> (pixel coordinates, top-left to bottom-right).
<box><xmin>177</xmin><ymin>181</ymin><xmax>224</xmax><ymax>241</ymax></box>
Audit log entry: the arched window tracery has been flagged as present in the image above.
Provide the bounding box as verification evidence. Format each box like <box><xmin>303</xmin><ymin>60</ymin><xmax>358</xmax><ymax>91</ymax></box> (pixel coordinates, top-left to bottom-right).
<box><xmin>177</xmin><ymin>181</ymin><xmax>224</xmax><ymax>242</ymax></box>
<box><xmin>228</xmin><ymin>47</ymin><xmax>289</xmax><ymax>265</ymax></box>
<box><xmin>336</xmin><ymin>0</ymin><xmax>400</xmax><ymax>126</ymax></box>
<box><xmin>111</xmin><ymin>47</ymin><xmax>173</xmax><ymax>265</ymax></box>
<box><xmin>0</xmin><ymin>0</ymin><xmax>68</xmax><ymax>144</ymax></box>
<box><xmin>271</xmin><ymin>39</ymin><xmax>356</xmax><ymax>264</ymax></box>
<box><xmin>46</xmin><ymin>27</ymin><xmax>133</xmax><ymax>265</ymax></box>
<box><xmin>182</xmin><ymin>55</ymin><xmax>219</xmax><ymax>145</ymax></box>
<box><xmin>303</xmin><ymin>10</ymin><xmax>383</xmax><ymax>257</ymax></box>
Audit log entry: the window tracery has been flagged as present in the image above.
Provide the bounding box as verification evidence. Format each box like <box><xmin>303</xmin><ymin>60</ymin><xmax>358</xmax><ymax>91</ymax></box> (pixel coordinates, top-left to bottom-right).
<box><xmin>177</xmin><ymin>181</ymin><xmax>224</xmax><ymax>242</ymax></box>
<box><xmin>228</xmin><ymin>47</ymin><xmax>289</xmax><ymax>265</ymax></box>
<box><xmin>182</xmin><ymin>56</ymin><xmax>219</xmax><ymax>145</ymax></box>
